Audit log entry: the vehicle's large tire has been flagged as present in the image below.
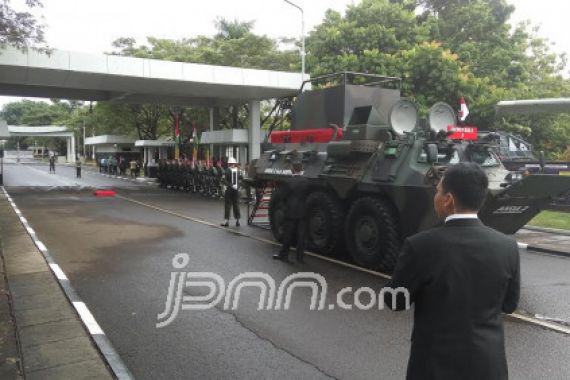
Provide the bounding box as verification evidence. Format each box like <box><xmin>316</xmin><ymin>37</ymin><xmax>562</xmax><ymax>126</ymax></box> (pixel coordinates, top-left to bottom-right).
<box><xmin>306</xmin><ymin>191</ymin><xmax>344</xmax><ymax>255</ymax></box>
<box><xmin>269</xmin><ymin>185</ymin><xmax>289</xmax><ymax>243</ymax></box>
<box><xmin>345</xmin><ymin>196</ymin><xmax>401</xmax><ymax>273</ymax></box>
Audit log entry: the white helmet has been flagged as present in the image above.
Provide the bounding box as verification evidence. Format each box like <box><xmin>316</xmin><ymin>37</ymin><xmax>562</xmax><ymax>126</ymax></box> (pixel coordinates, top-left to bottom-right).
<box><xmin>227</xmin><ymin>157</ymin><xmax>237</xmax><ymax>164</ymax></box>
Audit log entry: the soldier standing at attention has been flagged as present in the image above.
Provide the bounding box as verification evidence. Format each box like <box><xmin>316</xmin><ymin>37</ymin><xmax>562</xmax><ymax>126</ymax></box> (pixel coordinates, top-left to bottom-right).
<box><xmin>273</xmin><ymin>161</ymin><xmax>309</xmax><ymax>263</ymax></box>
<box><xmin>221</xmin><ymin>157</ymin><xmax>242</xmax><ymax>227</ymax></box>
<box><xmin>75</xmin><ymin>157</ymin><xmax>81</xmax><ymax>178</ymax></box>
<box><xmin>130</xmin><ymin>159</ymin><xmax>137</xmax><ymax>178</ymax></box>
<box><xmin>49</xmin><ymin>154</ymin><xmax>56</xmax><ymax>174</ymax></box>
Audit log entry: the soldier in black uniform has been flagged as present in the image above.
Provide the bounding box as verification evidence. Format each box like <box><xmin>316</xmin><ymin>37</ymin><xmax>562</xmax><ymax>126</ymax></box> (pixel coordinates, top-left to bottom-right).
<box><xmin>75</xmin><ymin>158</ymin><xmax>81</xmax><ymax>178</ymax></box>
<box><xmin>49</xmin><ymin>155</ymin><xmax>56</xmax><ymax>173</ymax></box>
<box><xmin>157</xmin><ymin>160</ymin><xmax>165</xmax><ymax>187</ymax></box>
<box><xmin>273</xmin><ymin>162</ymin><xmax>309</xmax><ymax>263</ymax></box>
<box><xmin>220</xmin><ymin>157</ymin><xmax>242</xmax><ymax>227</ymax></box>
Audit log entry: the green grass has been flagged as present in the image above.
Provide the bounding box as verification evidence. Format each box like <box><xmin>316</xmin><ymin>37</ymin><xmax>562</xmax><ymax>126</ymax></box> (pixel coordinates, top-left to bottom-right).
<box><xmin>528</xmin><ymin>210</ymin><xmax>570</xmax><ymax>230</ymax></box>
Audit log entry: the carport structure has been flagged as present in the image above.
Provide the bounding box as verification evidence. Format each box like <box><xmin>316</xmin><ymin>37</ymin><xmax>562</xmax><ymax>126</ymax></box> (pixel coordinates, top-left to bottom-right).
<box><xmin>6</xmin><ymin>125</ymin><xmax>76</xmax><ymax>162</ymax></box>
<box><xmin>0</xmin><ymin>47</ymin><xmax>304</xmax><ymax>161</ymax></box>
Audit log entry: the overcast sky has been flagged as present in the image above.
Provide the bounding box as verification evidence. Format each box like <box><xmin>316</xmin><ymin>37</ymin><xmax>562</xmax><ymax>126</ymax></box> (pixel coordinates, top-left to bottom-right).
<box><xmin>2</xmin><ymin>0</ymin><xmax>569</xmax><ymax>107</ymax></box>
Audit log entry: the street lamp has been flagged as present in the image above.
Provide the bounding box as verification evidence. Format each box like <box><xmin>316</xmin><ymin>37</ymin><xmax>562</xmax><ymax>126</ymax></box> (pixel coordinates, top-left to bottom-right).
<box><xmin>284</xmin><ymin>0</ymin><xmax>306</xmax><ymax>80</ymax></box>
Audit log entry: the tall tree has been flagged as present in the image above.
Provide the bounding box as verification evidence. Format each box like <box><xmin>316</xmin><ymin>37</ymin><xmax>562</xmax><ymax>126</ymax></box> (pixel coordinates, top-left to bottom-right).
<box><xmin>108</xmin><ymin>18</ymin><xmax>299</xmax><ymax>141</ymax></box>
<box><xmin>111</xmin><ymin>19</ymin><xmax>298</xmax><ymax>71</ymax></box>
<box><xmin>0</xmin><ymin>99</ymin><xmax>71</xmax><ymax>125</ymax></box>
<box><xmin>0</xmin><ymin>0</ymin><xmax>47</xmax><ymax>51</ymax></box>
<box><xmin>306</xmin><ymin>0</ymin><xmax>570</xmax><ymax>156</ymax></box>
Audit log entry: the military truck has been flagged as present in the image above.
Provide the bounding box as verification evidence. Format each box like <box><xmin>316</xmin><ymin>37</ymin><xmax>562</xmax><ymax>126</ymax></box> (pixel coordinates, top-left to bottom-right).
<box><xmin>247</xmin><ymin>73</ymin><xmax>570</xmax><ymax>273</ymax></box>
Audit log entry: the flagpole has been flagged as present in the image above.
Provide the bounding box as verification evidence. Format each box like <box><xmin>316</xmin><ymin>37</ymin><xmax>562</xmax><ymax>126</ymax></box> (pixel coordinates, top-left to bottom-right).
<box><xmin>192</xmin><ymin>122</ymin><xmax>198</xmax><ymax>163</ymax></box>
<box><xmin>175</xmin><ymin>115</ymin><xmax>180</xmax><ymax>160</ymax></box>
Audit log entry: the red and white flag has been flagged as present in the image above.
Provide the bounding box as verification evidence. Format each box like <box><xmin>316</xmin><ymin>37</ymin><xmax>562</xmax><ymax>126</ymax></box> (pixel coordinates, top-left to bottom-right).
<box><xmin>458</xmin><ymin>96</ymin><xmax>469</xmax><ymax>122</ymax></box>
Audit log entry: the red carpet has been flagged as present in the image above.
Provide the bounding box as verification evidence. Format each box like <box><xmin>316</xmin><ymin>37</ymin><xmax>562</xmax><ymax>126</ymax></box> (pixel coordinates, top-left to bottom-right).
<box><xmin>94</xmin><ymin>190</ymin><xmax>116</xmax><ymax>197</ymax></box>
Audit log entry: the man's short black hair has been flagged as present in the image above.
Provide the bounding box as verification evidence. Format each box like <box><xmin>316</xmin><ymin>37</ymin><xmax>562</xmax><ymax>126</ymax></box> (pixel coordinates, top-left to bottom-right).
<box><xmin>442</xmin><ymin>163</ymin><xmax>489</xmax><ymax>211</ymax></box>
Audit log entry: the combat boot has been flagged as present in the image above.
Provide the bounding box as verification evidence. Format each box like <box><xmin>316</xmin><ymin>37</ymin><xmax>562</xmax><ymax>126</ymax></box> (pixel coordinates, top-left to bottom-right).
<box><xmin>273</xmin><ymin>249</ymin><xmax>288</xmax><ymax>261</ymax></box>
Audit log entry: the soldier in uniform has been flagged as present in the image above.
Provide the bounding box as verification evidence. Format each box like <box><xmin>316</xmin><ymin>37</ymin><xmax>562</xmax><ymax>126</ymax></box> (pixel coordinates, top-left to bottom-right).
<box><xmin>49</xmin><ymin>154</ymin><xmax>56</xmax><ymax>173</ymax></box>
<box><xmin>220</xmin><ymin>157</ymin><xmax>242</xmax><ymax>227</ymax></box>
<box><xmin>273</xmin><ymin>161</ymin><xmax>309</xmax><ymax>263</ymax></box>
<box><xmin>75</xmin><ymin>157</ymin><xmax>81</xmax><ymax>178</ymax></box>
<box><xmin>130</xmin><ymin>159</ymin><xmax>138</xmax><ymax>178</ymax></box>
<box><xmin>157</xmin><ymin>159</ymin><xmax>164</xmax><ymax>186</ymax></box>
<box><xmin>173</xmin><ymin>160</ymin><xmax>181</xmax><ymax>190</ymax></box>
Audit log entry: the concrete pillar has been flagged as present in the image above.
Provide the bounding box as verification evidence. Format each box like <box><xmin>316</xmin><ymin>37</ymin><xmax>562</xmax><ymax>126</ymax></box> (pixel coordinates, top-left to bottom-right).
<box><xmin>238</xmin><ymin>146</ymin><xmax>247</xmax><ymax>168</ymax></box>
<box><xmin>248</xmin><ymin>100</ymin><xmax>261</xmax><ymax>162</ymax></box>
<box><xmin>66</xmin><ymin>138</ymin><xmax>71</xmax><ymax>162</ymax></box>
<box><xmin>70</xmin><ymin>135</ymin><xmax>76</xmax><ymax>161</ymax></box>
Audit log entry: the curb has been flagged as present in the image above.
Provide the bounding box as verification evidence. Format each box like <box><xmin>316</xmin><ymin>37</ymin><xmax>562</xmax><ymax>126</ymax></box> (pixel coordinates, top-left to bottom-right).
<box><xmin>1</xmin><ymin>187</ymin><xmax>134</xmax><ymax>380</ymax></box>
<box><xmin>522</xmin><ymin>225</ymin><xmax>570</xmax><ymax>237</ymax></box>
<box><xmin>517</xmin><ymin>241</ymin><xmax>570</xmax><ymax>258</ymax></box>
<box><xmin>94</xmin><ymin>171</ymin><xmax>157</xmax><ymax>186</ymax></box>
<box><xmin>518</xmin><ymin>226</ymin><xmax>570</xmax><ymax>257</ymax></box>
<box><xmin>522</xmin><ymin>244</ymin><xmax>570</xmax><ymax>258</ymax></box>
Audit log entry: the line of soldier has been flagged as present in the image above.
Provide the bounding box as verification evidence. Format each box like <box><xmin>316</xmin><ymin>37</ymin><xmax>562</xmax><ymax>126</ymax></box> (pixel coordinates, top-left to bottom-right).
<box><xmin>157</xmin><ymin>159</ymin><xmax>228</xmax><ymax>198</ymax></box>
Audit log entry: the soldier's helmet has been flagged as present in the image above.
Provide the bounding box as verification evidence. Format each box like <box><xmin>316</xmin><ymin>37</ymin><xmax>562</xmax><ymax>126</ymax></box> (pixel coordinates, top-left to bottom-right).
<box><xmin>227</xmin><ymin>157</ymin><xmax>238</xmax><ymax>164</ymax></box>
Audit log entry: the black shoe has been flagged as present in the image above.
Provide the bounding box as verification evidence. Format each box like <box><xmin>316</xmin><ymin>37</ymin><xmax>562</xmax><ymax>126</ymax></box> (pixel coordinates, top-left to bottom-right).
<box><xmin>236</xmin><ymin>220</ymin><xmax>240</xmax><ymax>227</ymax></box>
<box><xmin>273</xmin><ymin>252</ymin><xmax>288</xmax><ymax>260</ymax></box>
<box><xmin>220</xmin><ymin>221</ymin><xmax>229</xmax><ymax>227</ymax></box>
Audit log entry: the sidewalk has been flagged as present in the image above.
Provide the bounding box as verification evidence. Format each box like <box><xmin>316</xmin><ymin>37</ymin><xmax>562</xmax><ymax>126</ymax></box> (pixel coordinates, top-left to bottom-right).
<box><xmin>515</xmin><ymin>227</ymin><xmax>570</xmax><ymax>256</ymax></box>
<box><xmin>0</xmin><ymin>192</ymin><xmax>114</xmax><ymax>379</ymax></box>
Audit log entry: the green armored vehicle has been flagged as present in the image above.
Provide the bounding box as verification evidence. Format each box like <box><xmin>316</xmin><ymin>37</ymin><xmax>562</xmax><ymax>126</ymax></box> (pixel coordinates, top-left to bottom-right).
<box><xmin>247</xmin><ymin>73</ymin><xmax>570</xmax><ymax>273</ymax></box>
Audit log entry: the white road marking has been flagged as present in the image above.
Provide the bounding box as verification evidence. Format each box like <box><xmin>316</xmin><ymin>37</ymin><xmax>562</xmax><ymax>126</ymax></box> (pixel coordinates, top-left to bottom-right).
<box><xmin>72</xmin><ymin>302</ymin><xmax>104</xmax><ymax>335</ymax></box>
<box><xmin>35</xmin><ymin>240</ymin><xmax>48</xmax><ymax>253</ymax></box>
<box><xmin>49</xmin><ymin>263</ymin><xmax>69</xmax><ymax>281</ymax></box>
<box><xmin>2</xmin><ymin>187</ymin><xmax>133</xmax><ymax>379</ymax></box>
<box><xmin>117</xmin><ymin>194</ymin><xmax>570</xmax><ymax>336</ymax></box>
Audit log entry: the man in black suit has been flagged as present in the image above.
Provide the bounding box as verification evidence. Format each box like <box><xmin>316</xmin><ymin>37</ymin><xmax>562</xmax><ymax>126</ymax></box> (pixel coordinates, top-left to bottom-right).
<box><xmin>386</xmin><ymin>162</ymin><xmax>520</xmax><ymax>380</ymax></box>
<box><xmin>273</xmin><ymin>162</ymin><xmax>309</xmax><ymax>263</ymax></box>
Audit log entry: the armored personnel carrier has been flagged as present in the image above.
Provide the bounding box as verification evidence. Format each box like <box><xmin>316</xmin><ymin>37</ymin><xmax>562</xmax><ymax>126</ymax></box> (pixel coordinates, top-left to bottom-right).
<box><xmin>247</xmin><ymin>73</ymin><xmax>570</xmax><ymax>273</ymax></box>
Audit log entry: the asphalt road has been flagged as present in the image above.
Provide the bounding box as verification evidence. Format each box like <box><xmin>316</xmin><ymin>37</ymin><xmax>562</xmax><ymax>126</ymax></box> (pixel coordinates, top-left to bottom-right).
<box><xmin>3</xmin><ymin>161</ymin><xmax>570</xmax><ymax>379</ymax></box>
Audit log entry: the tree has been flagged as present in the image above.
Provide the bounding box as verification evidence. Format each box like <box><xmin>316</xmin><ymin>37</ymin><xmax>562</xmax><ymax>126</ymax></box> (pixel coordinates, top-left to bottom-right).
<box><xmin>306</xmin><ymin>1</ymin><xmax>434</xmax><ymax>76</ymax></box>
<box><xmin>0</xmin><ymin>99</ymin><xmax>71</xmax><ymax>125</ymax></box>
<box><xmin>111</xmin><ymin>19</ymin><xmax>298</xmax><ymax>71</ymax></box>
<box><xmin>306</xmin><ymin>0</ymin><xmax>570</xmax><ymax>156</ymax></box>
<box><xmin>0</xmin><ymin>99</ymin><xmax>75</xmax><ymax>150</ymax></box>
<box><xmin>129</xmin><ymin>104</ymin><xmax>166</xmax><ymax>140</ymax></box>
<box><xmin>107</xmin><ymin>19</ymin><xmax>299</xmax><ymax>144</ymax></box>
<box><xmin>215</xmin><ymin>18</ymin><xmax>254</xmax><ymax>40</ymax></box>
<box><xmin>0</xmin><ymin>0</ymin><xmax>47</xmax><ymax>51</ymax></box>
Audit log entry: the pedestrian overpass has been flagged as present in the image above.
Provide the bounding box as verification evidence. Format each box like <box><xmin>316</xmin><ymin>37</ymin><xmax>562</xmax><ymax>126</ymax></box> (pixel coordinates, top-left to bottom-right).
<box><xmin>0</xmin><ymin>47</ymin><xmax>305</xmax><ymax>161</ymax></box>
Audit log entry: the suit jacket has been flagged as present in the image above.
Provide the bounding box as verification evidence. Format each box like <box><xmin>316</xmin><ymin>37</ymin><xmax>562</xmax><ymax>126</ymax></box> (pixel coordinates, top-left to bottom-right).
<box><xmin>386</xmin><ymin>218</ymin><xmax>520</xmax><ymax>380</ymax></box>
<box><xmin>283</xmin><ymin>176</ymin><xmax>309</xmax><ymax>219</ymax></box>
